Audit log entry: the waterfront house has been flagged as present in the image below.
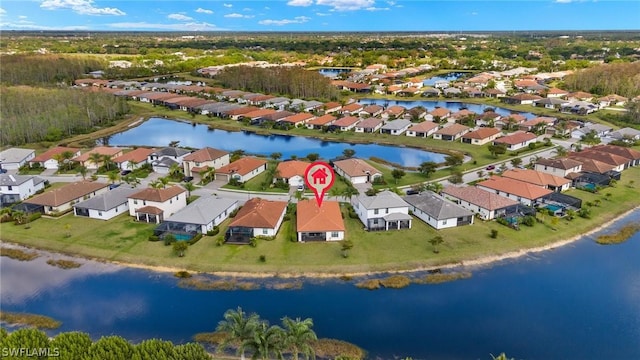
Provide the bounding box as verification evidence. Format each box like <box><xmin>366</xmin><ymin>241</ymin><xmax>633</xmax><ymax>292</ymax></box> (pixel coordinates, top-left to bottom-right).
<box><xmin>0</xmin><ymin>174</ymin><xmax>46</xmax><ymax>207</ymax></box>
<box><xmin>406</xmin><ymin>121</ymin><xmax>439</xmax><ymax>138</ymax></box>
<box><xmin>571</xmin><ymin>123</ymin><xmax>612</xmax><ymax>140</ymax></box>
<box><xmin>359</xmin><ymin>104</ymin><xmax>384</xmax><ymax>118</ymax></box>
<box><xmin>535</xmin><ymin>158</ymin><xmax>583</xmax><ymax>178</ymax></box>
<box><xmin>589</xmin><ymin>145</ymin><xmax>640</xmax><ymax>167</ymax></box>
<box><xmin>519</xmin><ymin>117</ymin><xmax>556</xmax><ymax>132</ymax></box>
<box><xmin>433</xmin><ymin>123</ymin><xmax>470</xmax><ymax>141</ymax></box>
<box><xmin>23</xmin><ymin>181</ymin><xmax>109</xmax><ymax>215</ymax></box>
<box><xmin>306</xmin><ymin>114</ymin><xmax>337</xmax><ymax>129</ymax></box>
<box><xmin>29</xmin><ymin>147</ymin><xmax>81</xmax><ymax>170</ymax></box>
<box><xmin>534</xmin><ymin>98</ymin><xmax>569</xmax><ymax>109</ymax></box>
<box><xmin>155</xmin><ymin>196</ymin><xmax>238</xmax><ymax>238</ymax></box>
<box><xmin>0</xmin><ymin>148</ymin><xmax>36</xmax><ymax>171</ymax></box>
<box><xmin>496</xmin><ymin>114</ymin><xmax>527</xmax><ymax>130</ymax></box>
<box><xmin>127</xmin><ymin>185</ymin><xmax>187</xmax><ymax>223</ymax></box>
<box><xmin>501</xmin><ymin>93</ymin><xmax>542</xmax><ymax>105</ymax></box>
<box><xmin>430</xmin><ymin>107</ymin><xmax>451</xmax><ymax>121</ymax></box>
<box><xmin>225</xmin><ymin>198</ymin><xmax>288</xmax><ymax>244</ymax></box>
<box><xmin>380</xmin><ymin>119</ymin><xmax>412</xmax><ymax>135</ymax></box>
<box><xmin>73</xmin><ymin>147</ymin><xmax>125</xmax><ymax>170</ymax></box>
<box><xmin>441</xmin><ymin>186</ymin><xmax>519</xmax><ymax>220</ymax></box>
<box><xmin>493</xmin><ymin>132</ymin><xmax>537</xmax><ymax>151</ymax></box>
<box><xmin>322</xmin><ymin>102</ymin><xmax>342</xmax><ymax>114</ymax></box>
<box><xmin>182</xmin><ymin>147</ymin><xmax>230</xmax><ymax>177</ymax></box>
<box><xmin>148</xmin><ymin>147</ymin><xmax>192</xmax><ymax>174</ymax></box>
<box><xmin>73</xmin><ymin>186</ymin><xmax>138</xmax><ymax>220</ymax></box>
<box><xmin>215</xmin><ymin>157</ymin><xmax>267</xmax><ymax>183</ymax></box>
<box><xmin>339</xmin><ymin>103</ymin><xmax>364</xmax><ymax>115</ymax></box>
<box><xmin>275</xmin><ymin>160</ymin><xmax>310</xmax><ymax>187</ymax></box>
<box><xmin>352</xmin><ymin>190</ymin><xmax>412</xmax><ymax>231</ymax></box>
<box><xmin>381</xmin><ymin>105</ymin><xmax>406</xmax><ymax>120</ymax></box>
<box><xmin>331</xmin><ymin>116</ymin><xmax>361</xmax><ymax>132</ymax></box>
<box><xmin>403</xmin><ymin>191</ymin><xmax>474</xmax><ymax>230</ymax></box>
<box><xmin>476</xmin><ymin>176</ymin><xmax>552</xmax><ymax>206</ymax></box>
<box><xmin>461</xmin><ymin>128</ymin><xmax>502</xmax><ymax>145</ymax></box>
<box><xmin>333</xmin><ymin>158</ymin><xmax>382</xmax><ymax>184</ymax></box>
<box><xmin>502</xmin><ymin>169</ymin><xmax>571</xmax><ymax>192</ymax></box>
<box><xmin>113</xmin><ymin>147</ymin><xmax>155</xmax><ymax>171</ymax></box>
<box><xmin>355</xmin><ymin>118</ymin><xmax>384</xmax><ymax>133</ymax></box>
<box><xmin>296</xmin><ymin>200</ymin><xmax>345</xmax><ymax>242</ymax></box>
<box><xmin>280</xmin><ymin>112</ymin><xmax>316</xmax><ymax>126</ymax></box>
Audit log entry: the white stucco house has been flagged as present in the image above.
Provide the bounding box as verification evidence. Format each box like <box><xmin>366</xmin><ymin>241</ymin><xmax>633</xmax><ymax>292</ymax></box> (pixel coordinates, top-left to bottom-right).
<box><xmin>127</xmin><ymin>185</ymin><xmax>187</xmax><ymax>223</ymax></box>
<box><xmin>0</xmin><ymin>174</ymin><xmax>46</xmax><ymax>207</ymax></box>
<box><xmin>73</xmin><ymin>186</ymin><xmax>138</xmax><ymax>220</ymax></box>
<box><xmin>351</xmin><ymin>190</ymin><xmax>412</xmax><ymax>230</ymax></box>
<box><xmin>403</xmin><ymin>191</ymin><xmax>474</xmax><ymax>230</ymax></box>
<box><xmin>0</xmin><ymin>148</ymin><xmax>36</xmax><ymax>171</ymax></box>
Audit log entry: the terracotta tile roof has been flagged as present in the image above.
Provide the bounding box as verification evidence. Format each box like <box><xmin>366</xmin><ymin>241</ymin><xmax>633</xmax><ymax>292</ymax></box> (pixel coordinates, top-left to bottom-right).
<box><xmin>547</xmin><ymin>87</ymin><xmax>569</xmax><ymax>95</ymax></box>
<box><xmin>477</xmin><ymin>176</ymin><xmax>553</xmax><ymax>200</ymax></box>
<box><xmin>229</xmin><ymin>198</ymin><xmax>288</xmax><ymax>229</ymax></box>
<box><xmin>163</xmin><ymin>96</ymin><xmax>193</xmax><ymax>104</ymax></box>
<box><xmin>307</xmin><ymin>114</ymin><xmax>337</xmax><ymax>126</ymax></box>
<box><xmin>135</xmin><ymin>205</ymin><xmax>163</xmax><ymax>215</ymax></box>
<box><xmin>408</xmin><ymin>121</ymin><xmax>439</xmax><ymax>133</ymax></box>
<box><xmin>502</xmin><ymin>169</ymin><xmax>571</xmax><ymax>188</ymax></box>
<box><xmin>568</xmin><ymin>91</ymin><xmax>593</xmax><ymax>99</ymax></box>
<box><xmin>173</xmin><ymin>98</ymin><xmax>211</xmax><ymax>107</ymax></box>
<box><xmin>362</xmin><ymin>104</ymin><xmax>383</xmax><ymax>114</ymax></box>
<box><xmin>217</xmin><ymin>157</ymin><xmax>267</xmax><ymax>176</ymax></box>
<box><xmin>521</xmin><ymin>117</ymin><xmax>556</xmax><ymax>127</ymax></box>
<box><xmin>262</xmin><ymin>111</ymin><xmax>295</xmax><ymax>121</ymax></box>
<box><xmin>242</xmin><ymin>108</ymin><xmax>277</xmax><ymax>119</ymax></box>
<box><xmin>500</xmin><ymin>114</ymin><xmax>527</xmax><ymax>123</ymax></box>
<box><xmin>333</xmin><ymin>116</ymin><xmax>360</xmax><ymax>127</ymax></box>
<box><xmin>323</xmin><ymin>102</ymin><xmax>341</xmax><ymax>110</ymax></box>
<box><xmin>451</xmin><ymin>109</ymin><xmax>477</xmax><ymax>119</ymax></box>
<box><xmin>571</xmin><ymin>150</ymin><xmax>629</xmax><ymax>166</ymax></box>
<box><xmin>141</xmin><ymin>92</ymin><xmax>177</xmax><ymax>101</ymax></box>
<box><xmin>31</xmin><ymin>147</ymin><xmax>79</xmax><ymax>162</ymax></box>
<box><xmin>514</xmin><ymin>80</ymin><xmax>539</xmax><ymax>87</ymax></box>
<box><xmin>590</xmin><ymin>145</ymin><xmax>640</xmax><ymax>161</ymax></box>
<box><xmin>25</xmin><ymin>181</ymin><xmax>109</xmax><ymax>207</ymax></box>
<box><xmin>535</xmin><ymin>157</ymin><xmax>583</xmax><ymax>170</ymax></box>
<box><xmin>442</xmin><ymin>186</ymin><xmax>519</xmax><ymax>211</ymax></box>
<box><xmin>494</xmin><ymin>131</ymin><xmax>537</xmax><ymax>145</ymax></box>
<box><xmin>276</xmin><ymin>160</ymin><xmax>310</xmax><ymax>179</ymax></box>
<box><xmin>566</xmin><ymin>156</ymin><xmax>615</xmax><ymax>174</ymax></box>
<box><xmin>297</xmin><ymin>200</ymin><xmax>345</xmax><ymax>232</ymax></box>
<box><xmin>430</xmin><ymin>108</ymin><xmax>451</xmax><ymax>117</ymax></box>
<box><xmin>282</xmin><ymin>113</ymin><xmax>315</xmax><ymax>124</ymax></box>
<box><xmin>226</xmin><ymin>106</ymin><xmax>259</xmax><ymax>116</ymax></box>
<box><xmin>341</xmin><ymin>103</ymin><xmax>364</xmax><ymax>112</ymax></box>
<box><xmin>251</xmin><ymin>95</ymin><xmax>274</xmax><ymax>102</ymax></box>
<box><xmin>510</xmin><ymin>93</ymin><xmax>542</xmax><ymax>101</ymax></box>
<box><xmin>73</xmin><ymin>147</ymin><xmax>124</xmax><ymax>162</ymax></box>
<box><xmin>357</xmin><ymin>118</ymin><xmax>383</xmax><ymax>129</ymax></box>
<box><xmin>183</xmin><ymin>147</ymin><xmax>229</xmax><ymax>162</ymax></box>
<box><xmin>384</xmin><ymin>105</ymin><xmax>406</xmax><ymax>116</ymax></box>
<box><xmin>484</xmin><ymin>88</ymin><xmax>505</xmax><ymax>95</ymax></box>
<box><xmin>434</xmin><ymin>123</ymin><xmax>470</xmax><ymax>136</ymax></box>
<box><xmin>462</xmin><ymin>127</ymin><xmax>502</xmax><ymax>140</ymax></box>
<box><xmin>129</xmin><ymin>185</ymin><xmax>185</xmax><ymax>202</ymax></box>
<box><xmin>333</xmin><ymin>158</ymin><xmax>380</xmax><ymax>177</ymax></box>
<box><xmin>113</xmin><ymin>147</ymin><xmax>155</xmax><ymax>164</ymax></box>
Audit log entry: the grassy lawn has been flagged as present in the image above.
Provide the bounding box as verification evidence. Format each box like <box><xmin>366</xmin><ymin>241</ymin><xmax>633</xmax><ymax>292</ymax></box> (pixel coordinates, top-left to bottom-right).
<box><xmin>221</xmin><ymin>170</ymin><xmax>289</xmax><ymax>194</ymax></box>
<box><xmin>2</xmin><ymin>166</ymin><xmax>639</xmax><ymax>275</ymax></box>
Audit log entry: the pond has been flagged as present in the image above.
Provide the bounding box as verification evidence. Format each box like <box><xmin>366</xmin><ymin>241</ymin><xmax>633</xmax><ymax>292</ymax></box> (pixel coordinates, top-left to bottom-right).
<box><xmin>2</xmin><ymin>210</ymin><xmax>639</xmax><ymax>359</ymax></box>
<box><xmin>317</xmin><ymin>68</ymin><xmax>353</xmax><ymax>79</ymax></box>
<box><xmin>359</xmin><ymin>98</ymin><xmax>537</xmax><ymax>119</ymax></box>
<box><xmin>422</xmin><ymin>72</ymin><xmax>468</xmax><ymax>86</ymax></box>
<box><xmin>107</xmin><ymin>118</ymin><xmax>446</xmax><ymax>167</ymax></box>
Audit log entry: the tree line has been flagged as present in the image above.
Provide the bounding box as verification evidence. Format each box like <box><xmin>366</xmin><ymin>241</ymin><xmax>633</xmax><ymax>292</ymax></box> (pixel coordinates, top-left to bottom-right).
<box><xmin>214</xmin><ymin>66</ymin><xmax>339</xmax><ymax>101</ymax></box>
<box><xmin>1</xmin><ymin>87</ymin><xmax>129</xmax><ymax>146</ymax></box>
<box><xmin>0</xmin><ymin>55</ymin><xmax>106</xmax><ymax>86</ymax></box>
<box><xmin>562</xmin><ymin>62</ymin><xmax>640</xmax><ymax>98</ymax></box>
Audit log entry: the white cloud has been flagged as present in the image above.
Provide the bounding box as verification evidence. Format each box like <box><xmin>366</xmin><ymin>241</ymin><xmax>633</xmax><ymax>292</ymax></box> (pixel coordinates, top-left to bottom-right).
<box><xmin>316</xmin><ymin>12</ymin><xmax>331</xmax><ymax>16</ymax></box>
<box><xmin>196</xmin><ymin>8</ymin><xmax>213</xmax><ymax>14</ymax></box>
<box><xmin>259</xmin><ymin>16</ymin><xmax>310</xmax><ymax>26</ymax></box>
<box><xmin>316</xmin><ymin>0</ymin><xmax>375</xmax><ymax>11</ymax></box>
<box><xmin>109</xmin><ymin>21</ymin><xmax>223</xmax><ymax>31</ymax></box>
<box><xmin>223</xmin><ymin>3</ymin><xmax>233</xmax><ymax>7</ymax></box>
<box><xmin>0</xmin><ymin>21</ymin><xmax>89</xmax><ymax>30</ymax></box>
<box><xmin>168</xmin><ymin>13</ymin><xmax>193</xmax><ymax>21</ymax></box>
<box><xmin>0</xmin><ymin>8</ymin><xmax>6</xmax><ymax>15</ymax></box>
<box><xmin>19</xmin><ymin>15</ymin><xmax>28</xmax><ymax>19</ymax></box>
<box><xmin>365</xmin><ymin>6</ymin><xmax>389</xmax><ymax>11</ymax></box>
<box><xmin>471</xmin><ymin>11</ymin><xmax>478</xmax><ymax>15</ymax></box>
<box><xmin>287</xmin><ymin>0</ymin><xmax>313</xmax><ymax>6</ymax></box>
<box><xmin>554</xmin><ymin>0</ymin><xmax>574</xmax><ymax>2</ymax></box>
<box><xmin>40</xmin><ymin>0</ymin><xmax>125</xmax><ymax>16</ymax></box>
<box><xmin>224</xmin><ymin>13</ymin><xmax>254</xmax><ymax>18</ymax></box>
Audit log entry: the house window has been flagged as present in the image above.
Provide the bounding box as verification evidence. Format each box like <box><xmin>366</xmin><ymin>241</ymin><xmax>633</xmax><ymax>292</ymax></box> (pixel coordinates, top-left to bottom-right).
<box><xmin>7</xmin><ymin>186</ymin><xmax>12</xmax><ymax>191</ymax></box>
<box><xmin>170</xmin><ymin>199</ymin><xmax>172</xmax><ymax>204</ymax></box>
<box><xmin>133</xmin><ymin>200</ymin><xmax>138</xmax><ymax>205</ymax></box>
<box><xmin>143</xmin><ymin>200</ymin><xmax>146</xmax><ymax>205</ymax></box>
<box><xmin>373</xmin><ymin>219</ymin><xmax>379</xmax><ymax>224</ymax></box>
<box><xmin>262</xmin><ymin>229</ymin><xmax>268</xmax><ymax>235</ymax></box>
<box><xmin>98</xmin><ymin>212</ymin><xmax>102</xmax><ymax>216</ymax></box>
<box><xmin>443</xmin><ymin>220</ymin><xmax>447</xmax><ymax>225</ymax></box>
<box><xmin>331</xmin><ymin>232</ymin><xmax>339</xmax><ymax>238</ymax></box>
<box><xmin>385</xmin><ymin>208</ymin><xmax>389</xmax><ymax>214</ymax></box>
<box><xmin>374</xmin><ymin>209</ymin><xmax>379</xmax><ymax>215</ymax></box>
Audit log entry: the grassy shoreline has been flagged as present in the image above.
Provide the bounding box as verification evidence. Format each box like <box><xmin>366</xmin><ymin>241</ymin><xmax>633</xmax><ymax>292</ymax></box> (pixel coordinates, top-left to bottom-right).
<box><xmin>1</xmin><ymin>167</ymin><xmax>638</xmax><ymax>278</ymax></box>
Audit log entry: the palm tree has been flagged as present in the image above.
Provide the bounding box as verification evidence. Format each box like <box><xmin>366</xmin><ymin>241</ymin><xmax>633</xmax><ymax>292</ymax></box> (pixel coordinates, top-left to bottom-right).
<box><xmin>53</xmin><ymin>150</ymin><xmax>75</xmax><ymax>171</ymax></box>
<box><xmin>510</xmin><ymin>157</ymin><xmax>523</xmax><ymax>168</ymax></box>
<box><xmin>425</xmin><ymin>182</ymin><xmax>443</xmax><ymax>194</ymax></box>
<box><xmin>340</xmin><ymin>185</ymin><xmax>359</xmax><ymax>203</ymax></box>
<box><xmin>552</xmin><ymin>146</ymin><xmax>568</xmax><ymax>157</ymax></box>
<box><xmin>282</xmin><ymin>317</ymin><xmax>317</xmax><ymax>360</ymax></box>
<box><xmin>183</xmin><ymin>182</ymin><xmax>196</xmax><ymax>198</ymax></box>
<box><xmin>429</xmin><ymin>235</ymin><xmax>444</xmax><ymax>253</ymax></box>
<box><xmin>88</xmin><ymin>152</ymin><xmax>103</xmax><ymax>169</ymax></box>
<box><xmin>168</xmin><ymin>163</ymin><xmax>183</xmax><ymax>180</ymax></box>
<box><xmin>101</xmin><ymin>154</ymin><xmax>116</xmax><ymax>172</ymax></box>
<box><xmin>216</xmin><ymin>307</ymin><xmax>260</xmax><ymax>360</ymax></box>
<box><xmin>159</xmin><ymin>177</ymin><xmax>170</xmax><ymax>189</ymax></box>
<box><xmin>244</xmin><ymin>321</ymin><xmax>285</xmax><ymax>360</ymax></box>
<box><xmin>201</xmin><ymin>166</ymin><xmax>215</xmax><ymax>185</ymax></box>
<box><xmin>107</xmin><ymin>171</ymin><xmax>120</xmax><ymax>184</ymax></box>
<box><xmin>78</xmin><ymin>165</ymin><xmax>88</xmax><ymax>180</ymax></box>
<box><xmin>270</xmin><ymin>152</ymin><xmax>282</xmax><ymax>161</ymax></box>
<box><xmin>149</xmin><ymin>180</ymin><xmax>164</xmax><ymax>189</ymax></box>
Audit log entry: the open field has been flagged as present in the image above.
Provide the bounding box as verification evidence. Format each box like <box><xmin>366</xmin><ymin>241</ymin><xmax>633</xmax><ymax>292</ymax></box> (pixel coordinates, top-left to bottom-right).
<box><xmin>2</xmin><ymin>167</ymin><xmax>639</xmax><ymax>276</ymax></box>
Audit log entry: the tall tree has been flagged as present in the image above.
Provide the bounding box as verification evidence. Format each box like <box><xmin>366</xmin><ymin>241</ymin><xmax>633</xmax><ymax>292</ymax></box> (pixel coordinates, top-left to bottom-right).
<box><xmin>244</xmin><ymin>321</ymin><xmax>286</xmax><ymax>360</ymax></box>
<box><xmin>342</xmin><ymin>149</ymin><xmax>356</xmax><ymax>158</ymax></box>
<box><xmin>282</xmin><ymin>317</ymin><xmax>317</xmax><ymax>360</ymax></box>
<box><xmin>418</xmin><ymin>161</ymin><xmax>438</xmax><ymax>178</ymax></box>
<box><xmin>216</xmin><ymin>307</ymin><xmax>260</xmax><ymax>360</ymax></box>
<box><xmin>429</xmin><ymin>235</ymin><xmax>444</xmax><ymax>253</ymax></box>
<box><xmin>391</xmin><ymin>169</ymin><xmax>406</xmax><ymax>184</ymax></box>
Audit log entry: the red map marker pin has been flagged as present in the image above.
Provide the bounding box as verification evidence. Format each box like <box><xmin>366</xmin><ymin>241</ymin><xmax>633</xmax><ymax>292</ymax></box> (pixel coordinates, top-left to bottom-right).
<box><xmin>304</xmin><ymin>161</ymin><xmax>335</xmax><ymax>208</ymax></box>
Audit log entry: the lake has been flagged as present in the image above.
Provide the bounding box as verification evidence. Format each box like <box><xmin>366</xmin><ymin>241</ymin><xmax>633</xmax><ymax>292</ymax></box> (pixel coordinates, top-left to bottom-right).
<box><xmin>318</xmin><ymin>68</ymin><xmax>353</xmax><ymax>79</ymax></box>
<box><xmin>2</xmin><ymin>209</ymin><xmax>639</xmax><ymax>359</ymax></box>
<box><xmin>422</xmin><ymin>72</ymin><xmax>468</xmax><ymax>86</ymax></box>
<box><xmin>359</xmin><ymin>98</ymin><xmax>537</xmax><ymax>119</ymax></box>
<box><xmin>107</xmin><ymin>118</ymin><xmax>446</xmax><ymax>167</ymax></box>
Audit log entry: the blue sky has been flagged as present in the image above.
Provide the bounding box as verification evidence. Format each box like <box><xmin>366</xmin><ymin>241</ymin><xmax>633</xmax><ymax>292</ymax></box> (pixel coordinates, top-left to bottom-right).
<box><xmin>0</xmin><ymin>1</ymin><xmax>638</xmax><ymax>32</ymax></box>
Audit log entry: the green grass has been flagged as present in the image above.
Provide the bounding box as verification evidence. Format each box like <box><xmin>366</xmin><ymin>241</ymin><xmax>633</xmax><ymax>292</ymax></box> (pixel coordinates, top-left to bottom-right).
<box><xmin>0</xmin><ymin>311</ymin><xmax>61</xmax><ymax>329</ymax></box>
<box><xmin>1</xmin><ymin>168</ymin><xmax>639</xmax><ymax>276</ymax></box>
<box><xmin>221</xmin><ymin>170</ymin><xmax>289</xmax><ymax>193</ymax></box>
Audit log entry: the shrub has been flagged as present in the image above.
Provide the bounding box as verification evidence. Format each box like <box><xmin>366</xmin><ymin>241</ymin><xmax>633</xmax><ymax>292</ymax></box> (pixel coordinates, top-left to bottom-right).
<box><xmin>229</xmin><ymin>207</ymin><xmax>240</xmax><ymax>218</ymax></box>
<box><xmin>188</xmin><ymin>233</ymin><xmax>203</xmax><ymax>245</ymax></box>
<box><xmin>28</xmin><ymin>213</ymin><xmax>42</xmax><ymax>222</ymax></box>
<box><xmin>259</xmin><ymin>255</ymin><xmax>266</xmax><ymax>262</ymax></box>
<box><xmin>206</xmin><ymin>226</ymin><xmax>220</xmax><ymax>236</ymax></box>
<box><xmin>521</xmin><ymin>215</ymin><xmax>535</xmax><ymax>227</ymax></box>
<box><xmin>148</xmin><ymin>235</ymin><xmax>160</xmax><ymax>242</ymax></box>
<box><xmin>249</xmin><ymin>237</ymin><xmax>257</xmax><ymax>247</ymax></box>
<box><xmin>496</xmin><ymin>217</ymin><xmax>509</xmax><ymax>226</ymax></box>
<box><xmin>174</xmin><ymin>271</ymin><xmax>192</xmax><ymax>278</ymax></box>
<box><xmin>215</xmin><ymin>237</ymin><xmax>225</xmax><ymax>246</ymax></box>
<box><xmin>490</xmin><ymin>229</ymin><xmax>499</xmax><ymax>238</ymax></box>
<box><xmin>163</xmin><ymin>233</ymin><xmax>176</xmax><ymax>246</ymax></box>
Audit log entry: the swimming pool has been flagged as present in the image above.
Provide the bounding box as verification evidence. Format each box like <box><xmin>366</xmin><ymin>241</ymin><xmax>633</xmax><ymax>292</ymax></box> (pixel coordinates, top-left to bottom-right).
<box><xmin>546</xmin><ymin>204</ymin><xmax>564</xmax><ymax>212</ymax></box>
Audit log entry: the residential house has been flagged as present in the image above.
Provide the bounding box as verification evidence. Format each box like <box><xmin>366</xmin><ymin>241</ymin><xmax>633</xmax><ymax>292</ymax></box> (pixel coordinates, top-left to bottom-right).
<box><xmin>352</xmin><ymin>190</ymin><xmax>412</xmax><ymax>230</ymax></box>
<box><xmin>450</xmin><ymin>109</ymin><xmax>477</xmax><ymax>122</ymax></box>
<box><xmin>23</xmin><ymin>181</ymin><xmax>109</xmax><ymax>215</ymax></box>
<box><xmin>215</xmin><ymin>157</ymin><xmax>267</xmax><ymax>183</ymax></box>
<box><xmin>566</xmin><ymin>91</ymin><xmax>594</xmax><ymax>102</ymax></box>
<box><xmin>484</xmin><ymin>88</ymin><xmax>506</xmax><ymax>98</ymax></box>
<box><xmin>545</xmin><ymin>88</ymin><xmax>569</xmax><ymax>98</ymax></box>
<box><xmin>359</xmin><ymin>104</ymin><xmax>384</xmax><ymax>118</ymax></box>
<box><xmin>240</xmin><ymin>108</ymin><xmax>278</xmax><ymax>122</ymax></box>
<box><xmin>355</xmin><ymin>118</ymin><xmax>384</xmax><ymax>133</ymax></box>
<box><xmin>443</xmin><ymin>88</ymin><xmax>462</xmax><ymax>97</ymax></box>
<box><xmin>461</xmin><ymin>128</ymin><xmax>502</xmax><ymax>145</ymax></box>
<box><xmin>571</xmin><ymin>123</ymin><xmax>612</xmax><ymax>140</ymax></box>
<box><xmin>573</xmin><ymin>149</ymin><xmax>632</xmax><ymax>172</ymax></box>
<box><xmin>0</xmin><ymin>148</ymin><xmax>36</xmax><ymax>171</ymax></box>
<box><xmin>501</xmin><ymin>93</ymin><xmax>542</xmax><ymax>105</ymax></box>
<box><xmin>561</xmin><ymin>101</ymin><xmax>599</xmax><ymax>115</ymax></box>
<box><xmin>380</xmin><ymin>119</ymin><xmax>412</xmax><ymax>135</ymax></box>
<box><xmin>590</xmin><ymin>145</ymin><xmax>640</xmax><ymax>167</ymax></box>
<box><xmin>474</xmin><ymin>111</ymin><xmax>501</xmax><ymax>127</ymax></box>
<box><xmin>420</xmin><ymin>87</ymin><xmax>441</xmax><ymax>97</ymax></box>
<box><xmin>493</xmin><ymin>132</ymin><xmax>537</xmax><ymax>151</ymax></box>
<box><xmin>29</xmin><ymin>147</ymin><xmax>81</xmax><ymax>170</ymax></box>
<box><xmin>339</xmin><ymin>103</ymin><xmax>364</xmax><ymax>115</ymax></box>
<box><xmin>404</xmin><ymin>106</ymin><xmax>428</xmax><ymax>121</ymax></box>
<box><xmin>534</xmin><ymin>98</ymin><xmax>569</xmax><ymax>109</ymax></box>
<box><xmin>519</xmin><ymin>117</ymin><xmax>556</xmax><ymax>132</ymax></box>
<box><xmin>403</xmin><ymin>191</ymin><xmax>474</xmax><ymax>230</ymax></box>
<box><xmin>0</xmin><ymin>174</ymin><xmax>46</xmax><ymax>207</ymax></box>
<box><xmin>296</xmin><ymin>199</ymin><xmax>345</xmax><ymax>242</ymax></box>
<box><xmin>281</xmin><ymin>113</ymin><xmax>316</xmax><ymax>126</ymax></box>
<box><xmin>567</xmin><ymin>155</ymin><xmax>616</xmax><ymax>175</ymax></box>
<box><xmin>113</xmin><ymin>147</ymin><xmax>155</xmax><ymax>171</ymax></box>
<box><xmin>501</xmin><ymin>169</ymin><xmax>572</xmax><ymax>192</ymax></box>
<box><xmin>155</xmin><ymin>196</ymin><xmax>238</xmax><ymax>238</ymax></box>
<box><xmin>381</xmin><ymin>105</ymin><xmax>406</xmax><ymax>120</ymax></box>
<box><xmin>182</xmin><ymin>147</ymin><xmax>230</xmax><ymax>177</ymax></box>
<box><xmin>73</xmin><ymin>186</ymin><xmax>138</xmax><ymax>220</ymax></box>
<box><xmin>331</xmin><ymin>116</ymin><xmax>361</xmax><ymax>131</ymax></box>
<box><xmin>496</xmin><ymin>114</ymin><xmax>527</xmax><ymax>130</ymax></box>
<box><xmin>306</xmin><ymin>114</ymin><xmax>337</xmax><ymax>129</ymax></box>
<box><xmin>128</xmin><ymin>185</ymin><xmax>187</xmax><ymax>223</ymax></box>
<box><xmin>433</xmin><ymin>123</ymin><xmax>471</xmax><ymax>141</ymax></box>
<box><xmin>225</xmin><ymin>198</ymin><xmax>288</xmax><ymax>244</ymax></box>
<box><xmin>598</xmin><ymin>94</ymin><xmax>628</xmax><ymax>107</ymax></box>
<box><xmin>275</xmin><ymin>160</ymin><xmax>310</xmax><ymax>187</ymax></box>
<box><xmin>607</xmin><ymin>127</ymin><xmax>640</xmax><ymax>143</ymax></box>
<box><xmin>406</xmin><ymin>121</ymin><xmax>439</xmax><ymax>138</ymax></box>
<box><xmin>430</xmin><ymin>107</ymin><xmax>452</xmax><ymax>121</ymax></box>
<box><xmin>148</xmin><ymin>147</ymin><xmax>192</xmax><ymax>174</ymax></box>
<box><xmin>476</xmin><ymin>176</ymin><xmax>553</xmax><ymax>206</ymax></box>
<box><xmin>535</xmin><ymin>158</ymin><xmax>583</xmax><ymax>178</ymax></box>
<box><xmin>441</xmin><ymin>186</ymin><xmax>519</xmax><ymax>220</ymax></box>
<box><xmin>333</xmin><ymin>158</ymin><xmax>382</xmax><ymax>184</ymax></box>
<box><xmin>322</xmin><ymin>102</ymin><xmax>342</xmax><ymax>114</ymax></box>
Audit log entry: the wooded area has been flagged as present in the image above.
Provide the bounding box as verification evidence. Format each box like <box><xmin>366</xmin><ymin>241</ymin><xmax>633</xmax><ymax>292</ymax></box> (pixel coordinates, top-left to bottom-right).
<box><xmin>1</xmin><ymin>87</ymin><xmax>129</xmax><ymax>146</ymax></box>
<box><xmin>563</xmin><ymin>62</ymin><xmax>640</xmax><ymax>98</ymax></box>
<box><xmin>215</xmin><ymin>66</ymin><xmax>339</xmax><ymax>101</ymax></box>
<box><xmin>1</xmin><ymin>55</ymin><xmax>106</xmax><ymax>86</ymax></box>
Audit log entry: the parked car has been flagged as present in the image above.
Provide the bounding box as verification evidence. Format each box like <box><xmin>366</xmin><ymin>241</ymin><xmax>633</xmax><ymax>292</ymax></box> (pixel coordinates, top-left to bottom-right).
<box><xmin>297</xmin><ymin>185</ymin><xmax>305</xmax><ymax>192</ymax></box>
<box><xmin>0</xmin><ymin>168</ymin><xmax>7</xmax><ymax>174</ymax></box>
<box><xmin>486</xmin><ymin>165</ymin><xmax>495</xmax><ymax>171</ymax></box>
<box><xmin>120</xmin><ymin>170</ymin><xmax>131</xmax><ymax>176</ymax></box>
<box><xmin>405</xmin><ymin>189</ymin><xmax>420</xmax><ymax>195</ymax></box>
<box><xmin>183</xmin><ymin>176</ymin><xmax>194</xmax><ymax>183</ymax></box>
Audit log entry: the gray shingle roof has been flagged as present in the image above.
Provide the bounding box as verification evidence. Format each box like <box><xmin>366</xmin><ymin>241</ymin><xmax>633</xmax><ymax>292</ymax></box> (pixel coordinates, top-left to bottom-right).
<box><xmin>381</xmin><ymin>119</ymin><xmax>412</xmax><ymax>131</ymax></box>
<box><xmin>74</xmin><ymin>186</ymin><xmax>138</xmax><ymax>211</ymax></box>
<box><xmin>356</xmin><ymin>190</ymin><xmax>409</xmax><ymax>210</ymax></box>
<box><xmin>165</xmin><ymin>196</ymin><xmax>238</xmax><ymax>225</ymax></box>
<box><xmin>403</xmin><ymin>191</ymin><xmax>473</xmax><ymax>220</ymax></box>
<box><xmin>0</xmin><ymin>174</ymin><xmax>45</xmax><ymax>187</ymax></box>
<box><xmin>0</xmin><ymin>148</ymin><xmax>34</xmax><ymax>164</ymax></box>
<box><xmin>151</xmin><ymin>147</ymin><xmax>192</xmax><ymax>158</ymax></box>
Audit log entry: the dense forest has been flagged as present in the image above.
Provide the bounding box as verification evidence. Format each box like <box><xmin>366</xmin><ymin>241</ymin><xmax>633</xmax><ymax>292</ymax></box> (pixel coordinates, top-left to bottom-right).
<box><xmin>563</xmin><ymin>62</ymin><xmax>640</xmax><ymax>98</ymax></box>
<box><xmin>1</xmin><ymin>55</ymin><xmax>106</xmax><ymax>86</ymax></box>
<box><xmin>1</xmin><ymin>87</ymin><xmax>129</xmax><ymax>146</ymax></box>
<box><xmin>214</xmin><ymin>66</ymin><xmax>339</xmax><ymax>101</ymax></box>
